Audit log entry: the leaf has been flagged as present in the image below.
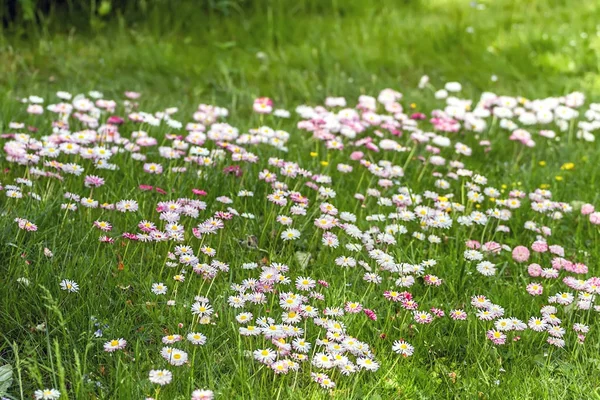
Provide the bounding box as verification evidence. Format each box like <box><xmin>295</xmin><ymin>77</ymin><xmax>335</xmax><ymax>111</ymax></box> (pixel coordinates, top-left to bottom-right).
<box><xmin>295</xmin><ymin>252</ymin><xmax>311</xmax><ymax>270</ymax></box>
<box><xmin>0</xmin><ymin>364</ymin><xmax>13</xmax><ymax>395</ymax></box>
<box><xmin>98</xmin><ymin>1</ymin><xmax>112</xmax><ymax>16</ymax></box>
<box><xmin>214</xmin><ymin>41</ymin><xmax>237</xmax><ymax>50</ymax></box>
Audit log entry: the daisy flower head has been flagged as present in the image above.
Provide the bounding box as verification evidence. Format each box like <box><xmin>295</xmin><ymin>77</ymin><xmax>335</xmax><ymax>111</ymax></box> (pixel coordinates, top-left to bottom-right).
<box><xmin>253</xmin><ymin>97</ymin><xmax>273</xmax><ymax>114</ymax></box>
<box><xmin>191</xmin><ymin>389</ymin><xmax>215</xmax><ymax>400</ymax></box>
<box><xmin>151</xmin><ymin>282</ymin><xmax>168</xmax><ymax>295</ymax></box>
<box><xmin>104</xmin><ymin>338</ymin><xmax>127</xmax><ymax>352</ymax></box>
<box><xmin>281</xmin><ymin>228</ymin><xmax>301</xmax><ymax>241</ymax></box>
<box><xmin>187</xmin><ymin>332</ymin><xmax>207</xmax><ymax>345</ymax></box>
<box><xmin>166</xmin><ymin>348</ymin><xmax>188</xmax><ymax>366</ymax></box>
<box><xmin>254</xmin><ymin>348</ymin><xmax>277</xmax><ymax>364</ymax></box>
<box><xmin>392</xmin><ymin>340</ymin><xmax>414</xmax><ymax>357</ymax></box>
<box><xmin>450</xmin><ymin>309</ymin><xmax>468</xmax><ymax>320</ymax></box>
<box><xmin>60</xmin><ymin>279</ymin><xmax>79</xmax><ymax>293</ymax></box>
<box><xmin>414</xmin><ymin>311</ymin><xmax>434</xmax><ymax>324</ymax></box>
<box><xmin>476</xmin><ymin>261</ymin><xmax>497</xmax><ymax>276</ymax></box>
<box><xmin>149</xmin><ymin>369</ymin><xmax>173</xmax><ymax>386</ymax></box>
<box><xmin>526</xmin><ymin>282</ymin><xmax>543</xmax><ymax>296</ymax></box>
<box><xmin>34</xmin><ymin>388</ymin><xmax>61</xmax><ymax>400</ymax></box>
<box><xmin>486</xmin><ymin>330</ymin><xmax>507</xmax><ymax>345</ymax></box>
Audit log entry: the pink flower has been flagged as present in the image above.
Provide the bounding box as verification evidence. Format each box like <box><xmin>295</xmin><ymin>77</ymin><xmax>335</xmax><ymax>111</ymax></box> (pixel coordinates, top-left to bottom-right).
<box><xmin>84</xmin><ymin>175</ymin><xmax>105</xmax><ymax>188</ymax></box>
<box><xmin>512</xmin><ymin>246</ymin><xmax>530</xmax><ymax>263</ymax></box>
<box><xmin>350</xmin><ymin>151</ymin><xmax>364</xmax><ymax>161</ymax></box>
<box><xmin>581</xmin><ymin>203</ymin><xmax>595</xmax><ymax>215</ymax></box>
<box><xmin>318</xmin><ymin>280</ymin><xmax>329</xmax><ymax>287</ymax></box>
<box><xmin>253</xmin><ymin>97</ymin><xmax>273</xmax><ymax>114</ymax></box>
<box><xmin>551</xmin><ymin>257</ymin><xmax>571</xmax><ymax>270</ymax></box>
<box><xmin>566</xmin><ymin>263</ymin><xmax>588</xmax><ymax>274</ymax></box>
<box><xmin>424</xmin><ymin>275</ymin><xmax>442</xmax><ymax>286</ymax></box>
<box><xmin>548</xmin><ymin>245</ymin><xmax>564</xmax><ymax>257</ymax></box>
<box><xmin>223</xmin><ymin>165</ymin><xmax>243</xmax><ymax>177</ymax></box>
<box><xmin>482</xmin><ymin>241</ymin><xmax>501</xmax><ymax>254</ymax></box>
<box><xmin>344</xmin><ymin>302</ymin><xmax>363</xmax><ymax>314</ymax></box>
<box><xmin>107</xmin><ymin>116</ymin><xmax>124</xmax><ymax>125</ymax></box>
<box><xmin>363</xmin><ymin>309</ymin><xmax>377</xmax><ymax>321</ymax></box>
<box><xmin>15</xmin><ymin>218</ymin><xmax>37</xmax><ymax>231</ymax></box>
<box><xmin>465</xmin><ymin>240</ymin><xmax>481</xmax><ymax>250</ymax></box>
<box><xmin>531</xmin><ymin>241</ymin><xmax>548</xmax><ymax>253</ymax></box>
<box><xmin>526</xmin><ymin>282</ymin><xmax>543</xmax><ymax>296</ymax></box>
<box><xmin>590</xmin><ymin>212</ymin><xmax>600</xmax><ymax>225</ymax></box>
<box><xmin>527</xmin><ymin>263</ymin><xmax>543</xmax><ymax>277</ymax></box>
<box><xmin>122</xmin><ymin>232</ymin><xmax>139</xmax><ymax>240</ymax></box>
<box><xmin>125</xmin><ymin>91</ymin><xmax>141</xmax><ymax>99</ymax></box>
<box><xmin>430</xmin><ymin>307</ymin><xmax>445</xmax><ymax>317</ymax></box>
<box><xmin>192</xmin><ymin>189</ymin><xmax>207</xmax><ymax>196</ymax></box>
<box><xmin>486</xmin><ymin>330</ymin><xmax>506</xmax><ymax>345</ymax></box>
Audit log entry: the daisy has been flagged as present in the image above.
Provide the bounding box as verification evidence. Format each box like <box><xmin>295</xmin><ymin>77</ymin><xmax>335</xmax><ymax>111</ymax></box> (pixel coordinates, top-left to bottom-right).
<box><xmin>151</xmin><ymin>283</ymin><xmax>167</xmax><ymax>295</ymax></box>
<box><xmin>295</xmin><ymin>276</ymin><xmax>316</xmax><ymax>291</ymax></box>
<box><xmin>528</xmin><ymin>317</ymin><xmax>548</xmax><ymax>332</ymax></box>
<box><xmin>476</xmin><ymin>261</ymin><xmax>496</xmax><ymax>276</ymax></box>
<box><xmin>148</xmin><ymin>369</ymin><xmax>172</xmax><ymax>386</ymax></box>
<box><xmin>115</xmin><ymin>199</ymin><xmax>139</xmax><ymax>212</ymax></box>
<box><xmin>486</xmin><ymin>330</ymin><xmax>506</xmax><ymax>345</ymax></box>
<box><xmin>191</xmin><ymin>389</ymin><xmax>215</xmax><ymax>400</ymax></box>
<box><xmin>254</xmin><ymin>348</ymin><xmax>277</xmax><ymax>364</ymax></box>
<box><xmin>162</xmin><ymin>334</ymin><xmax>183</xmax><ymax>344</ymax></box>
<box><xmin>281</xmin><ymin>228</ymin><xmax>301</xmax><ymax>241</ymax></box>
<box><xmin>34</xmin><ymin>389</ymin><xmax>61</xmax><ymax>400</ymax></box>
<box><xmin>392</xmin><ymin>340</ymin><xmax>414</xmax><ymax>357</ymax></box>
<box><xmin>187</xmin><ymin>332</ymin><xmax>207</xmax><ymax>345</ymax></box>
<box><xmin>450</xmin><ymin>309</ymin><xmax>468</xmax><ymax>320</ymax></box>
<box><xmin>357</xmin><ymin>357</ymin><xmax>379</xmax><ymax>371</ymax></box>
<box><xmin>191</xmin><ymin>302</ymin><xmax>214</xmax><ymax>316</ymax></box>
<box><xmin>166</xmin><ymin>349</ymin><xmax>188</xmax><ymax>366</ymax></box>
<box><xmin>414</xmin><ymin>311</ymin><xmax>433</xmax><ymax>324</ymax></box>
<box><xmin>60</xmin><ymin>279</ymin><xmax>79</xmax><ymax>293</ymax></box>
<box><xmin>103</xmin><ymin>338</ymin><xmax>127</xmax><ymax>352</ymax></box>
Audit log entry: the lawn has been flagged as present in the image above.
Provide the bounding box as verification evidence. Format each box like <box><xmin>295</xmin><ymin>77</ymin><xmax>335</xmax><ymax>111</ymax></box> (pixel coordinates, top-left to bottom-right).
<box><xmin>1</xmin><ymin>0</ymin><xmax>600</xmax><ymax>399</ymax></box>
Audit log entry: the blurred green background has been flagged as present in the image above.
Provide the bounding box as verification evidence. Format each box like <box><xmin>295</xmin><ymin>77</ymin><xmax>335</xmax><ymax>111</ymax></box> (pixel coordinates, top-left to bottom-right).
<box><xmin>1</xmin><ymin>0</ymin><xmax>600</xmax><ymax>110</ymax></box>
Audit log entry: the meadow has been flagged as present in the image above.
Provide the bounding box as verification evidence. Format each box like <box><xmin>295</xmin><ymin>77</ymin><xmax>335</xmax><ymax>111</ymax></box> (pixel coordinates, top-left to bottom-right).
<box><xmin>2</xmin><ymin>0</ymin><xmax>600</xmax><ymax>399</ymax></box>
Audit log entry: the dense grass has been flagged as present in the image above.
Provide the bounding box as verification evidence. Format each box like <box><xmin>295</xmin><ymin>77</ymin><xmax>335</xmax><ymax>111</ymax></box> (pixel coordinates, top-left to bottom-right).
<box><xmin>2</xmin><ymin>0</ymin><xmax>600</xmax><ymax>399</ymax></box>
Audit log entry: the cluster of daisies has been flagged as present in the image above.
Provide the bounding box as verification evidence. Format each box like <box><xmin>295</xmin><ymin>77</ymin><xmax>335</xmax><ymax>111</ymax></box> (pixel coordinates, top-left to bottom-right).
<box><xmin>4</xmin><ymin>80</ymin><xmax>600</xmax><ymax>398</ymax></box>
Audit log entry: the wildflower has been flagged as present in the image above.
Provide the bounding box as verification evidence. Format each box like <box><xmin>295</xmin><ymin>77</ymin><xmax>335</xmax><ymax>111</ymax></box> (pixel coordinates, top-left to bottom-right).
<box><xmin>151</xmin><ymin>283</ymin><xmax>167</xmax><ymax>295</ymax></box>
<box><xmin>187</xmin><ymin>332</ymin><xmax>207</xmax><ymax>345</ymax></box>
<box><xmin>450</xmin><ymin>310</ymin><xmax>468</xmax><ymax>320</ymax></box>
<box><xmin>392</xmin><ymin>340</ymin><xmax>414</xmax><ymax>357</ymax></box>
<box><xmin>166</xmin><ymin>348</ymin><xmax>188</xmax><ymax>366</ymax></box>
<box><xmin>191</xmin><ymin>302</ymin><xmax>213</xmax><ymax>316</ymax></box>
<box><xmin>148</xmin><ymin>369</ymin><xmax>172</xmax><ymax>386</ymax></box>
<box><xmin>60</xmin><ymin>279</ymin><xmax>79</xmax><ymax>293</ymax></box>
<box><xmin>254</xmin><ymin>348</ymin><xmax>277</xmax><ymax>364</ymax></box>
<box><xmin>281</xmin><ymin>229</ymin><xmax>301</xmax><ymax>241</ymax></box>
<box><xmin>191</xmin><ymin>389</ymin><xmax>215</xmax><ymax>400</ymax></box>
<box><xmin>476</xmin><ymin>261</ymin><xmax>497</xmax><ymax>276</ymax></box>
<box><xmin>34</xmin><ymin>389</ymin><xmax>61</xmax><ymax>400</ymax></box>
<box><xmin>414</xmin><ymin>311</ymin><xmax>434</xmax><ymax>324</ymax></box>
<box><xmin>528</xmin><ymin>317</ymin><xmax>548</xmax><ymax>332</ymax></box>
<box><xmin>363</xmin><ymin>309</ymin><xmax>378</xmax><ymax>321</ymax></box>
<box><xmin>512</xmin><ymin>246</ymin><xmax>530</xmax><ymax>263</ymax></box>
<box><xmin>526</xmin><ymin>283</ymin><xmax>543</xmax><ymax>296</ymax></box>
<box><xmin>357</xmin><ymin>357</ymin><xmax>379</xmax><ymax>371</ymax></box>
<box><xmin>104</xmin><ymin>338</ymin><xmax>127</xmax><ymax>352</ymax></box>
<box><xmin>253</xmin><ymin>97</ymin><xmax>273</xmax><ymax>114</ymax></box>
<box><xmin>486</xmin><ymin>330</ymin><xmax>506</xmax><ymax>345</ymax></box>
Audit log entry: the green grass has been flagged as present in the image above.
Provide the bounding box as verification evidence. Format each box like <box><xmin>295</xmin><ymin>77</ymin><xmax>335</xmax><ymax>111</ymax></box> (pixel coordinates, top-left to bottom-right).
<box><xmin>1</xmin><ymin>0</ymin><xmax>600</xmax><ymax>399</ymax></box>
